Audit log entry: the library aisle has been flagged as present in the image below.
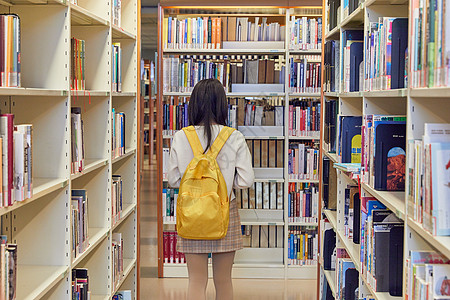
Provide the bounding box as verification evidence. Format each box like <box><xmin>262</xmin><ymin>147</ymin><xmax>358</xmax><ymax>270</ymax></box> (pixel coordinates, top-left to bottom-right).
<box><xmin>139</xmin><ymin>159</ymin><xmax>317</xmax><ymax>299</ymax></box>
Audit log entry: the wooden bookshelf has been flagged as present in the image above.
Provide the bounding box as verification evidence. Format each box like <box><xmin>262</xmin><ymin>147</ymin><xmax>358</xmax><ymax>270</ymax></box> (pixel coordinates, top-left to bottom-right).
<box><xmin>157</xmin><ymin>4</ymin><xmax>323</xmax><ymax>279</ymax></box>
<box><xmin>317</xmin><ymin>0</ymin><xmax>450</xmax><ymax>297</ymax></box>
<box><xmin>0</xmin><ymin>0</ymin><xmax>141</xmax><ymax>298</ymax></box>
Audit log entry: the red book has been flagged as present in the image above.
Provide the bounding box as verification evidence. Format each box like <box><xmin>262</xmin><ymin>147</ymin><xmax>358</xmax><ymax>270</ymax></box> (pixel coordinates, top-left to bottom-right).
<box><xmin>0</xmin><ymin>114</ymin><xmax>13</xmax><ymax>206</ymax></box>
<box><xmin>163</xmin><ymin>232</ymin><xmax>169</xmax><ymax>263</ymax></box>
<box><xmin>169</xmin><ymin>232</ymin><xmax>175</xmax><ymax>263</ymax></box>
<box><xmin>169</xmin><ymin>104</ymin><xmax>173</xmax><ymax>131</ymax></box>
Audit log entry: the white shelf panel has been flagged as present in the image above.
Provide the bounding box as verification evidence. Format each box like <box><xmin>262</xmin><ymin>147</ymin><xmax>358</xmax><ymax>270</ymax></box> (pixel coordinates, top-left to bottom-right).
<box><xmin>70</xmin><ymin>4</ymin><xmax>109</xmax><ymax>26</ymax></box>
<box><xmin>163</xmin><ymin>48</ymin><xmax>285</xmax><ymax>54</ymax></box>
<box><xmin>288</xmin><ymin>179</ymin><xmax>320</xmax><ymax>183</ymax></box>
<box><xmin>289</xmin><ymin>93</ymin><xmax>321</xmax><ymax>97</ymax></box>
<box><xmin>364</xmin><ymin>0</ymin><xmax>408</xmax><ymax>6</ymax></box>
<box><xmin>361</xmin><ymin>183</ymin><xmax>405</xmax><ymax>220</ymax></box>
<box><xmin>325</xmin><ymin>25</ymin><xmax>340</xmax><ymax>40</ymax></box>
<box><xmin>324</xmin><ymin>92</ymin><xmax>339</xmax><ymax>97</ymax></box>
<box><xmin>340</xmin><ymin>3</ymin><xmax>364</xmax><ymax>28</ymax></box>
<box><xmin>408</xmin><ymin>218</ymin><xmax>450</xmax><ymax>258</ymax></box>
<box><xmin>254</xmin><ymin>178</ymin><xmax>285</xmax><ymax>183</ymax></box>
<box><xmin>288</xmin><ymin>222</ymin><xmax>318</xmax><ymax>226</ymax></box>
<box><xmin>410</xmin><ymin>87</ymin><xmax>450</xmax><ymax>98</ymax></box>
<box><xmin>336</xmin><ymin>229</ymin><xmax>361</xmax><ymax>272</ymax></box>
<box><xmin>241</xmin><ymin>220</ymin><xmax>284</xmax><ymax>226</ymax></box>
<box><xmin>90</xmin><ymin>295</ymin><xmax>109</xmax><ymax>300</ymax></box>
<box><xmin>363</xmin><ymin>89</ymin><xmax>407</xmax><ymax>98</ymax></box>
<box><xmin>162</xmin><ymin>91</ymin><xmax>286</xmax><ymax>97</ymax></box>
<box><xmin>112</xmin><ymin>25</ymin><xmax>136</xmax><ymax>40</ymax></box>
<box><xmin>244</xmin><ymin>136</ymin><xmax>285</xmax><ymax>140</ymax></box>
<box><xmin>0</xmin><ymin>177</ymin><xmax>67</xmax><ymax>217</ymax></box>
<box><xmin>323</xmin><ymin>268</ymin><xmax>337</xmax><ymax>298</ymax></box>
<box><xmin>16</xmin><ymin>265</ymin><xmax>68</xmax><ymax>300</ymax></box>
<box><xmin>113</xmin><ymin>258</ymin><xmax>136</xmax><ymax>295</ymax></box>
<box><xmin>70</xmin><ymin>90</ymin><xmax>110</xmax><ymax>97</ymax></box>
<box><xmin>72</xmin><ymin>227</ymin><xmax>110</xmax><ymax>267</ymax></box>
<box><xmin>323</xmin><ymin>209</ymin><xmax>337</xmax><ymax>230</ymax></box>
<box><xmin>112</xmin><ymin>91</ymin><xmax>136</xmax><ymax>97</ymax></box>
<box><xmin>112</xmin><ymin>148</ymin><xmax>136</xmax><ymax>164</ymax></box>
<box><xmin>339</xmin><ymin>92</ymin><xmax>363</xmax><ymax>98</ymax></box>
<box><xmin>2</xmin><ymin>0</ymin><xmax>66</xmax><ymax>5</ymax></box>
<box><xmin>286</xmin><ymin>264</ymin><xmax>317</xmax><ymax>279</ymax></box>
<box><xmin>0</xmin><ymin>87</ymin><xmax>67</xmax><ymax>96</ymax></box>
<box><xmin>360</xmin><ymin>271</ymin><xmax>403</xmax><ymax>300</ymax></box>
<box><xmin>289</xmin><ymin>135</ymin><xmax>320</xmax><ymax>140</ymax></box>
<box><xmin>323</xmin><ymin>150</ymin><xmax>338</xmax><ymax>163</ymax></box>
<box><xmin>71</xmin><ymin>158</ymin><xmax>108</xmax><ymax>180</ymax></box>
<box><xmin>112</xmin><ymin>202</ymin><xmax>137</xmax><ymax>231</ymax></box>
<box><xmin>289</xmin><ymin>49</ymin><xmax>322</xmax><ymax>54</ymax></box>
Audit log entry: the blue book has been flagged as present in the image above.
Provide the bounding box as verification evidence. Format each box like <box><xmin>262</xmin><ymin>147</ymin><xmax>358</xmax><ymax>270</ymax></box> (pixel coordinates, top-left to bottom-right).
<box><xmin>339</xmin><ymin>116</ymin><xmax>362</xmax><ymax>163</ymax></box>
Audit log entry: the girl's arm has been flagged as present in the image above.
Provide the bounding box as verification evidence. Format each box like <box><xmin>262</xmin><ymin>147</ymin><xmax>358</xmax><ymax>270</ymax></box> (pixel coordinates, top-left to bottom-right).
<box><xmin>233</xmin><ymin>132</ymin><xmax>254</xmax><ymax>189</ymax></box>
<box><xmin>168</xmin><ymin>134</ymin><xmax>181</xmax><ymax>188</ymax></box>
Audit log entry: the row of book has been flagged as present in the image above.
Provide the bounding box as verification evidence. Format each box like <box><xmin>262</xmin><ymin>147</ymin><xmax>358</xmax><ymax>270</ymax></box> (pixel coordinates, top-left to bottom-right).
<box><xmin>73</xmin><ymin>269</ymin><xmax>132</xmax><ymax>300</ymax></box>
<box><xmin>405</xmin><ymin>250</ymin><xmax>450</xmax><ymax>299</ymax></box>
<box><xmin>112</xmin><ymin>232</ymin><xmax>124</xmax><ymax>290</ymax></box>
<box><xmin>288</xmin><ymin>16</ymin><xmax>322</xmax><ymax>50</ymax></box>
<box><xmin>162</xmin><ymin>56</ymin><xmax>285</xmax><ymax>93</ymax></box>
<box><xmin>112</xmin><ymin>109</ymin><xmax>126</xmax><ymax>159</ymax></box>
<box><xmin>323</xmin><ymin>40</ymin><xmax>340</xmax><ymax>92</ymax></box>
<box><xmin>364</xmin><ymin>18</ymin><xmax>408</xmax><ymax>91</ymax></box>
<box><xmin>288</xmin><ymin>55</ymin><xmax>322</xmax><ymax>94</ymax></box>
<box><xmin>163</xmin><ymin>232</ymin><xmax>186</xmax><ymax>264</ymax></box>
<box><xmin>112</xmin><ymin>175</ymin><xmax>123</xmax><ymax>225</ymax></box>
<box><xmin>112</xmin><ymin>0</ymin><xmax>122</xmax><ymax>27</ymax></box>
<box><xmin>230</xmin><ymin>17</ymin><xmax>285</xmax><ymax>43</ymax></box>
<box><xmin>343</xmin><ymin>185</ymin><xmax>359</xmax><ymax>240</ymax></box>
<box><xmin>71</xmin><ymin>38</ymin><xmax>86</xmax><ymax>91</ymax></box>
<box><xmin>71</xmin><ymin>107</ymin><xmax>85</xmax><ymax>174</ymax></box>
<box><xmin>287</xmin><ymin>142</ymin><xmax>319</xmax><ymax>180</ymax></box>
<box><xmin>0</xmin><ymin>114</ymin><xmax>33</xmax><ymax>207</ymax></box>
<box><xmin>326</xmin><ymin>0</ymin><xmax>339</xmax><ymax>32</ymax></box>
<box><xmin>71</xmin><ymin>189</ymin><xmax>89</xmax><ymax>260</ymax></box>
<box><xmin>288</xmin><ymin>100</ymin><xmax>320</xmax><ymax>137</ymax></box>
<box><xmin>287</xmin><ymin>227</ymin><xmax>318</xmax><ymax>265</ymax></box>
<box><xmin>0</xmin><ymin>15</ymin><xmax>21</xmax><ymax>88</ymax></box>
<box><xmin>247</xmin><ymin>139</ymin><xmax>284</xmax><ymax>168</ymax></box>
<box><xmin>342</xmin><ymin>30</ymin><xmax>363</xmax><ymax>93</ymax></box>
<box><xmin>287</xmin><ymin>183</ymin><xmax>319</xmax><ymax>223</ymax></box>
<box><xmin>235</xmin><ymin>182</ymin><xmax>284</xmax><ymax>210</ymax></box>
<box><xmin>410</xmin><ymin>0</ymin><xmax>450</xmax><ymax>88</ymax></box>
<box><xmin>242</xmin><ymin>225</ymin><xmax>284</xmax><ymax>248</ymax></box>
<box><xmin>336</xmin><ymin>256</ymin><xmax>358</xmax><ymax>300</ymax></box>
<box><xmin>323</xmin><ymin>99</ymin><xmax>337</xmax><ymax>152</ymax></box>
<box><xmin>0</xmin><ymin>237</ymin><xmax>17</xmax><ymax>300</ymax></box>
<box><xmin>162</xmin><ymin>188</ymin><xmax>177</xmax><ymax>223</ymax></box>
<box><xmin>407</xmin><ymin>123</ymin><xmax>450</xmax><ymax>236</ymax></box>
<box><xmin>112</xmin><ymin>42</ymin><xmax>122</xmax><ymax>93</ymax></box>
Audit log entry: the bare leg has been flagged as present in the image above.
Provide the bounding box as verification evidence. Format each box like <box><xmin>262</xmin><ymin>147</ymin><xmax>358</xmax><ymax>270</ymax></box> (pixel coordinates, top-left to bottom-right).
<box><xmin>185</xmin><ymin>253</ymin><xmax>209</xmax><ymax>300</ymax></box>
<box><xmin>212</xmin><ymin>251</ymin><xmax>235</xmax><ymax>300</ymax></box>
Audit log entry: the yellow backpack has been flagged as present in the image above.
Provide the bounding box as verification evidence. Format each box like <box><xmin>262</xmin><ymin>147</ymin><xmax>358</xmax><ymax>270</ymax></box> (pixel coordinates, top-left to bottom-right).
<box><xmin>177</xmin><ymin>126</ymin><xmax>235</xmax><ymax>240</ymax></box>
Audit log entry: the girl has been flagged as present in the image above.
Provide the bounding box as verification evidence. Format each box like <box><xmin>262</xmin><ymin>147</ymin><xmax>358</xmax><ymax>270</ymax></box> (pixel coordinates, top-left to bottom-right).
<box><xmin>168</xmin><ymin>78</ymin><xmax>254</xmax><ymax>300</ymax></box>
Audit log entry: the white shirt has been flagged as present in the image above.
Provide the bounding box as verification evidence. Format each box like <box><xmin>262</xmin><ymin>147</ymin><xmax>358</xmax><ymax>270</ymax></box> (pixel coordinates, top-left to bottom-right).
<box><xmin>168</xmin><ymin>125</ymin><xmax>254</xmax><ymax>200</ymax></box>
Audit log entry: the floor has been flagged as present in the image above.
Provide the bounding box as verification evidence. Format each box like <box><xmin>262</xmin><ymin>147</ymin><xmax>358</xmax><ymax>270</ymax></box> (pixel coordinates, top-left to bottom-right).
<box><xmin>139</xmin><ymin>158</ymin><xmax>317</xmax><ymax>300</ymax></box>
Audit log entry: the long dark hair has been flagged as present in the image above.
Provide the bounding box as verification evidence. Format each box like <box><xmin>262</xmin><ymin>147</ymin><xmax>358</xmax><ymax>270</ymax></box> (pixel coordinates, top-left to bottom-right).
<box><xmin>188</xmin><ymin>78</ymin><xmax>228</xmax><ymax>153</ymax></box>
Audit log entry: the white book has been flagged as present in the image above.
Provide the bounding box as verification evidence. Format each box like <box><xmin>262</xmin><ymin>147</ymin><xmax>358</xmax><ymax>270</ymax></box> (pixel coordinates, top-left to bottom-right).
<box><xmin>162</xmin><ymin>148</ymin><xmax>170</xmax><ymax>180</ymax></box>
<box><xmin>13</xmin><ymin>130</ymin><xmax>25</xmax><ymax>202</ymax></box>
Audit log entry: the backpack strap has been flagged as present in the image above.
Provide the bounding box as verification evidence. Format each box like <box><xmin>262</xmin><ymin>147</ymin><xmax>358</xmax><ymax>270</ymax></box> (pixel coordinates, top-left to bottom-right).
<box><xmin>182</xmin><ymin>126</ymin><xmax>204</xmax><ymax>156</ymax></box>
<box><xmin>208</xmin><ymin>126</ymin><xmax>236</xmax><ymax>159</ymax></box>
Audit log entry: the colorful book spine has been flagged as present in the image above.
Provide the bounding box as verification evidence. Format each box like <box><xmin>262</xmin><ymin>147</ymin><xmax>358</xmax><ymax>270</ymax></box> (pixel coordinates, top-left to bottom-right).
<box><xmin>289</xmin><ymin>55</ymin><xmax>322</xmax><ymax>93</ymax></box>
<box><xmin>163</xmin><ymin>232</ymin><xmax>185</xmax><ymax>264</ymax></box>
<box><xmin>288</xmin><ymin>100</ymin><xmax>321</xmax><ymax>138</ymax></box>
<box><xmin>288</xmin><ymin>142</ymin><xmax>319</xmax><ymax>180</ymax></box>
<box><xmin>288</xmin><ymin>183</ymin><xmax>319</xmax><ymax>223</ymax></box>
<box><xmin>289</xmin><ymin>16</ymin><xmax>322</xmax><ymax>50</ymax></box>
<box><xmin>288</xmin><ymin>226</ymin><xmax>318</xmax><ymax>265</ymax></box>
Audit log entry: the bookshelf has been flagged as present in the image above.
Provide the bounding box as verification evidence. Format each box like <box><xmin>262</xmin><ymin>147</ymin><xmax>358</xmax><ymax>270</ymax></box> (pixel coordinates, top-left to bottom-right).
<box><xmin>0</xmin><ymin>0</ymin><xmax>141</xmax><ymax>298</ymax></box>
<box><xmin>157</xmin><ymin>3</ymin><xmax>324</xmax><ymax>279</ymax></box>
<box><xmin>317</xmin><ymin>0</ymin><xmax>450</xmax><ymax>297</ymax></box>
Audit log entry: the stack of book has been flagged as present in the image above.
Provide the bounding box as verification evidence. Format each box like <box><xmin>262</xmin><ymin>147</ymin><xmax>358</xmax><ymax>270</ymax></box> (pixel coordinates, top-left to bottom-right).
<box><xmin>112</xmin><ymin>109</ymin><xmax>126</xmax><ymax>159</ymax></box>
<box><xmin>71</xmin><ymin>190</ymin><xmax>89</xmax><ymax>259</ymax></box>
<box><xmin>112</xmin><ymin>0</ymin><xmax>122</xmax><ymax>27</ymax></box>
<box><xmin>112</xmin><ymin>42</ymin><xmax>122</xmax><ymax>92</ymax></box>
<box><xmin>162</xmin><ymin>55</ymin><xmax>285</xmax><ymax>93</ymax></box>
<box><xmin>405</xmin><ymin>251</ymin><xmax>450</xmax><ymax>299</ymax></box>
<box><xmin>163</xmin><ymin>16</ymin><xmax>223</xmax><ymax>50</ymax></box>
<box><xmin>288</xmin><ymin>183</ymin><xmax>319</xmax><ymax>223</ymax></box>
<box><xmin>112</xmin><ymin>232</ymin><xmax>124</xmax><ymax>290</ymax></box>
<box><xmin>361</xmin><ymin>198</ymin><xmax>404</xmax><ymax>296</ymax></box>
<box><xmin>289</xmin><ymin>55</ymin><xmax>322</xmax><ymax>94</ymax></box>
<box><xmin>288</xmin><ymin>99</ymin><xmax>321</xmax><ymax>138</ymax></box>
<box><xmin>0</xmin><ymin>237</ymin><xmax>17</xmax><ymax>300</ymax></box>
<box><xmin>235</xmin><ymin>182</ymin><xmax>284</xmax><ymax>210</ymax></box>
<box><xmin>72</xmin><ymin>269</ymin><xmax>90</xmax><ymax>300</ymax></box>
<box><xmin>288</xmin><ymin>227</ymin><xmax>318</xmax><ymax>265</ymax></box>
<box><xmin>361</xmin><ymin>115</ymin><xmax>406</xmax><ymax>191</ymax></box>
<box><xmin>324</xmin><ymin>40</ymin><xmax>340</xmax><ymax>92</ymax></box>
<box><xmin>364</xmin><ymin>18</ymin><xmax>408</xmax><ymax>91</ymax></box>
<box><xmin>289</xmin><ymin>16</ymin><xmax>322</xmax><ymax>50</ymax></box>
<box><xmin>163</xmin><ymin>231</ymin><xmax>185</xmax><ymax>264</ymax></box>
<box><xmin>162</xmin><ymin>188</ymin><xmax>178</xmax><ymax>223</ymax></box>
<box><xmin>410</xmin><ymin>0</ymin><xmax>450</xmax><ymax>88</ymax></box>
<box><xmin>112</xmin><ymin>175</ymin><xmax>123</xmax><ymax>225</ymax></box>
<box><xmin>71</xmin><ymin>38</ymin><xmax>86</xmax><ymax>91</ymax></box>
<box><xmin>71</xmin><ymin>107</ymin><xmax>85</xmax><ymax>174</ymax></box>
<box><xmin>288</xmin><ymin>142</ymin><xmax>319</xmax><ymax>180</ymax></box>
<box><xmin>407</xmin><ymin>123</ymin><xmax>450</xmax><ymax>236</ymax></box>
<box><xmin>0</xmin><ymin>15</ymin><xmax>21</xmax><ymax>88</ymax></box>
<box><xmin>241</xmin><ymin>225</ymin><xmax>284</xmax><ymax>248</ymax></box>
<box><xmin>341</xmin><ymin>30</ymin><xmax>363</xmax><ymax>93</ymax></box>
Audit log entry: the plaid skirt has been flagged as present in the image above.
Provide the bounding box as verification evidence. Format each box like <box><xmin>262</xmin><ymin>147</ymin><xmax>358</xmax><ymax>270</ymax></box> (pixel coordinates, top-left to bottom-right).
<box><xmin>177</xmin><ymin>199</ymin><xmax>243</xmax><ymax>254</ymax></box>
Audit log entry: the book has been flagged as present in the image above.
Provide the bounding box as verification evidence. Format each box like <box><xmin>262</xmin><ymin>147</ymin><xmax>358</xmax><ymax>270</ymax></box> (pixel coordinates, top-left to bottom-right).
<box><xmin>71</xmin><ymin>108</ymin><xmax>85</xmax><ymax>174</ymax></box>
<box><xmin>288</xmin><ymin>226</ymin><xmax>318</xmax><ymax>266</ymax></box>
<box><xmin>112</xmin><ymin>109</ymin><xmax>126</xmax><ymax>158</ymax></box>
<box><xmin>241</xmin><ymin>225</ymin><xmax>284</xmax><ymax>248</ymax></box>
<box><xmin>0</xmin><ymin>114</ymin><xmax>14</xmax><ymax>206</ymax></box>
<box><xmin>342</xmin><ymin>30</ymin><xmax>363</xmax><ymax>92</ymax></box>
<box><xmin>337</xmin><ymin>116</ymin><xmax>362</xmax><ymax>164</ymax></box>
<box><xmin>71</xmin><ymin>190</ymin><xmax>89</xmax><ymax>259</ymax></box>
<box><xmin>163</xmin><ymin>231</ymin><xmax>185</xmax><ymax>264</ymax></box>
<box><xmin>114</xmin><ymin>290</ymin><xmax>132</xmax><ymax>300</ymax></box>
<box><xmin>71</xmin><ymin>38</ymin><xmax>85</xmax><ymax>90</ymax></box>
<box><xmin>289</xmin><ymin>99</ymin><xmax>321</xmax><ymax>138</ymax></box>
<box><xmin>289</xmin><ymin>16</ymin><xmax>322</xmax><ymax>50</ymax></box>
<box><xmin>72</xmin><ymin>268</ymin><xmax>90</xmax><ymax>300</ymax></box>
<box><xmin>112</xmin><ymin>0</ymin><xmax>121</xmax><ymax>27</ymax></box>
<box><xmin>13</xmin><ymin>124</ymin><xmax>32</xmax><ymax>202</ymax></box>
<box><xmin>236</xmin><ymin>182</ymin><xmax>283</xmax><ymax>210</ymax></box>
<box><xmin>0</xmin><ymin>15</ymin><xmax>20</xmax><ymax>88</ymax></box>
<box><xmin>289</xmin><ymin>55</ymin><xmax>322</xmax><ymax>94</ymax></box>
<box><xmin>288</xmin><ymin>183</ymin><xmax>319</xmax><ymax>223</ymax></box>
<box><xmin>112</xmin><ymin>175</ymin><xmax>123</xmax><ymax>225</ymax></box>
<box><xmin>324</xmin><ymin>40</ymin><xmax>339</xmax><ymax>92</ymax></box>
<box><xmin>112</xmin><ymin>42</ymin><xmax>122</xmax><ymax>92</ymax></box>
<box><xmin>324</xmin><ymin>99</ymin><xmax>337</xmax><ymax>152</ymax></box>
<box><xmin>112</xmin><ymin>232</ymin><xmax>124</xmax><ymax>290</ymax></box>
